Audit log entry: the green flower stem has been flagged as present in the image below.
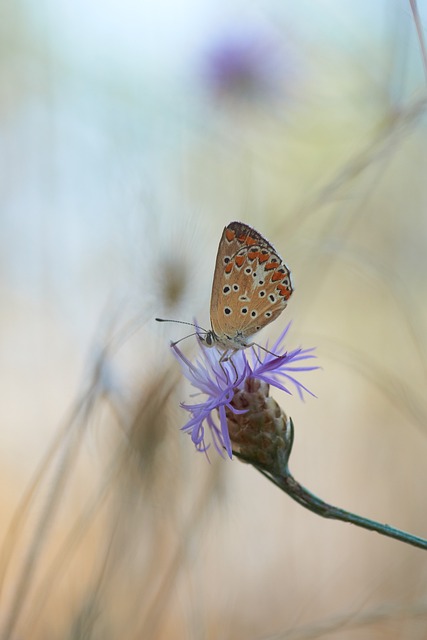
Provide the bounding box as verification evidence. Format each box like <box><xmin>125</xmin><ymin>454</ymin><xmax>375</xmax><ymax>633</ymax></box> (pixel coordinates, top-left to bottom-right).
<box><xmin>234</xmin><ymin>418</ymin><xmax>427</xmax><ymax>551</ymax></box>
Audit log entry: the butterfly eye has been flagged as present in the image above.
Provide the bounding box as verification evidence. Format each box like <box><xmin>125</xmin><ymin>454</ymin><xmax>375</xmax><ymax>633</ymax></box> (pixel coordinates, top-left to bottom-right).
<box><xmin>244</xmin><ymin>267</ymin><xmax>252</xmax><ymax>275</ymax></box>
<box><xmin>232</xmin><ymin>284</ymin><xmax>240</xmax><ymax>292</ymax></box>
<box><xmin>250</xmin><ymin>310</ymin><xmax>257</xmax><ymax>318</ymax></box>
<box><xmin>224</xmin><ymin>307</ymin><xmax>232</xmax><ymax>316</ymax></box>
<box><xmin>268</xmin><ymin>294</ymin><xmax>276</xmax><ymax>303</ymax></box>
<box><xmin>223</xmin><ymin>256</ymin><xmax>231</xmax><ymax>265</ymax></box>
<box><xmin>223</xmin><ymin>285</ymin><xmax>231</xmax><ymax>294</ymax></box>
<box><xmin>241</xmin><ymin>307</ymin><xmax>248</xmax><ymax>315</ymax></box>
<box><xmin>259</xmin><ymin>290</ymin><xmax>266</xmax><ymax>298</ymax></box>
<box><xmin>265</xmin><ymin>311</ymin><xmax>272</xmax><ymax>318</ymax></box>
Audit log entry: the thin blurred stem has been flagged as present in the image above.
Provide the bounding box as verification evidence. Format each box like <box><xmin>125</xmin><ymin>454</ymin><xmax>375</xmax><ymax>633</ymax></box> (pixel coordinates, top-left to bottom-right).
<box><xmin>409</xmin><ymin>0</ymin><xmax>427</xmax><ymax>85</ymax></box>
<box><xmin>133</xmin><ymin>460</ymin><xmax>223</xmax><ymax>640</ymax></box>
<box><xmin>267</xmin><ymin>600</ymin><xmax>427</xmax><ymax>640</ymax></box>
<box><xmin>306</xmin><ymin>336</ymin><xmax>427</xmax><ymax>437</ymax></box>
<box><xmin>0</xmin><ymin>381</ymin><xmax>102</xmax><ymax>640</ymax></box>
<box><xmin>235</xmin><ymin>418</ymin><xmax>427</xmax><ymax>551</ymax></box>
<box><xmin>0</xmin><ymin>401</ymin><xmax>81</xmax><ymax>601</ymax></box>
<box><xmin>282</xmin><ymin>94</ymin><xmax>427</xmax><ymax>238</ymax></box>
<box><xmin>22</xmin><ymin>436</ymin><xmax>129</xmax><ymax>632</ymax></box>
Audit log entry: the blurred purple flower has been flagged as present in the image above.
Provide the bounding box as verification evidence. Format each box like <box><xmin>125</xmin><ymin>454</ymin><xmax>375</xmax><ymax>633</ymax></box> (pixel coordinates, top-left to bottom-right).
<box><xmin>172</xmin><ymin>322</ymin><xmax>318</xmax><ymax>459</ymax></box>
<box><xmin>201</xmin><ymin>26</ymin><xmax>292</xmax><ymax>104</ymax></box>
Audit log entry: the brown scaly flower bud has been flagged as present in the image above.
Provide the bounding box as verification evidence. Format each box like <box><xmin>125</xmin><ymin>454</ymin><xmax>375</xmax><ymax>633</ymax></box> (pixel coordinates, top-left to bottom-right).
<box><xmin>226</xmin><ymin>377</ymin><xmax>292</xmax><ymax>471</ymax></box>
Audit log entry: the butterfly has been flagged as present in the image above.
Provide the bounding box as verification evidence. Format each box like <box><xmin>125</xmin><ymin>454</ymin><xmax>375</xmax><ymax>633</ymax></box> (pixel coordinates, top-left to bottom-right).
<box><xmin>156</xmin><ymin>221</ymin><xmax>293</xmax><ymax>357</ymax></box>
<box><xmin>200</xmin><ymin>221</ymin><xmax>293</xmax><ymax>355</ymax></box>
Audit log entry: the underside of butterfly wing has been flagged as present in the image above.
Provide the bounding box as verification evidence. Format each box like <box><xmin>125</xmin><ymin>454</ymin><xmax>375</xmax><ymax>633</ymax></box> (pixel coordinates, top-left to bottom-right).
<box><xmin>210</xmin><ymin>221</ymin><xmax>293</xmax><ymax>349</ymax></box>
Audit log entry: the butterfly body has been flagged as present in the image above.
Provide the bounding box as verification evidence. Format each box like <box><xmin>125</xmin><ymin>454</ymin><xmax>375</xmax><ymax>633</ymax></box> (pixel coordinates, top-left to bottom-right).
<box><xmin>201</xmin><ymin>221</ymin><xmax>293</xmax><ymax>353</ymax></box>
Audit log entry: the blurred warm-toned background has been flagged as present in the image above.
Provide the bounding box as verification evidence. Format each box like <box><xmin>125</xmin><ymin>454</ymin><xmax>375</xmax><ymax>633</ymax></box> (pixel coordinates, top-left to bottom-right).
<box><xmin>1</xmin><ymin>1</ymin><xmax>427</xmax><ymax>638</ymax></box>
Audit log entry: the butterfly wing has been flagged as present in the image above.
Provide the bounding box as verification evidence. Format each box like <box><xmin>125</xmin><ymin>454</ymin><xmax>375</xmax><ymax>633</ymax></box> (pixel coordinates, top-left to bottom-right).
<box><xmin>210</xmin><ymin>221</ymin><xmax>293</xmax><ymax>346</ymax></box>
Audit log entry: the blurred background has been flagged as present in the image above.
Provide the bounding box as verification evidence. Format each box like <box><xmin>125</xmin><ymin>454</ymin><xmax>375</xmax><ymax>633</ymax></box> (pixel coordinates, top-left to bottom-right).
<box><xmin>1</xmin><ymin>0</ymin><xmax>427</xmax><ymax>638</ymax></box>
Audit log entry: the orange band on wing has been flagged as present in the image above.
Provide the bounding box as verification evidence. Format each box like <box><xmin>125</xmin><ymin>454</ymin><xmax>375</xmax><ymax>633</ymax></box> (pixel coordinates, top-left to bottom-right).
<box><xmin>225</xmin><ymin>229</ymin><xmax>235</xmax><ymax>242</ymax></box>
<box><xmin>271</xmin><ymin>271</ymin><xmax>283</xmax><ymax>281</ymax></box>
<box><xmin>235</xmin><ymin>255</ymin><xmax>245</xmax><ymax>267</ymax></box>
<box><xmin>277</xmin><ymin>283</ymin><xmax>291</xmax><ymax>299</ymax></box>
<box><xmin>225</xmin><ymin>262</ymin><xmax>233</xmax><ymax>274</ymax></box>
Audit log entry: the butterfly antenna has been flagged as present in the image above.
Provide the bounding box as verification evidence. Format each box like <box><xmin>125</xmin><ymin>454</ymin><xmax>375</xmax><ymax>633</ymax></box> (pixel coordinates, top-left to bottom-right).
<box><xmin>170</xmin><ymin>332</ymin><xmax>205</xmax><ymax>347</ymax></box>
<box><xmin>155</xmin><ymin>318</ymin><xmax>209</xmax><ymax>332</ymax></box>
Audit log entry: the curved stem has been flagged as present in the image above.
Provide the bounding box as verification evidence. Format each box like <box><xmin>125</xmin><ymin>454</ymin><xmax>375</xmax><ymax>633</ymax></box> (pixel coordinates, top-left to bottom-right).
<box><xmin>260</xmin><ymin>465</ymin><xmax>427</xmax><ymax>550</ymax></box>
<box><xmin>234</xmin><ymin>418</ymin><xmax>427</xmax><ymax>551</ymax></box>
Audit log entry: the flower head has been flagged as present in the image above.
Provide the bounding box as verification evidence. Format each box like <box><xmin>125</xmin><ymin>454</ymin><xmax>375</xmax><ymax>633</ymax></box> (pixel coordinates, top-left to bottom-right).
<box><xmin>200</xmin><ymin>23</ymin><xmax>295</xmax><ymax>107</ymax></box>
<box><xmin>172</xmin><ymin>323</ymin><xmax>318</xmax><ymax>460</ymax></box>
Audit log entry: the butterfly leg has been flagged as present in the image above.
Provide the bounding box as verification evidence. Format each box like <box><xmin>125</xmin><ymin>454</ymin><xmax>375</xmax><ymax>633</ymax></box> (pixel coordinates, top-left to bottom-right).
<box><xmin>250</xmin><ymin>342</ymin><xmax>282</xmax><ymax>360</ymax></box>
<box><xmin>218</xmin><ymin>349</ymin><xmax>239</xmax><ymax>384</ymax></box>
<box><xmin>218</xmin><ymin>349</ymin><xmax>231</xmax><ymax>377</ymax></box>
<box><xmin>249</xmin><ymin>343</ymin><xmax>262</xmax><ymax>365</ymax></box>
<box><xmin>258</xmin><ymin>344</ymin><xmax>282</xmax><ymax>358</ymax></box>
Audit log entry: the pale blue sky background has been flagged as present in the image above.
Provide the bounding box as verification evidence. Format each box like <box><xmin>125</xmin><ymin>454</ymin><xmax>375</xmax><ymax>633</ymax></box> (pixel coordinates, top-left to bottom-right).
<box><xmin>3</xmin><ymin>0</ymin><xmax>424</xmax><ymax>305</ymax></box>
<box><xmin>1</xmin><ymin>0</ymin><xmax>426</xmax><ymax>377</ymax></box>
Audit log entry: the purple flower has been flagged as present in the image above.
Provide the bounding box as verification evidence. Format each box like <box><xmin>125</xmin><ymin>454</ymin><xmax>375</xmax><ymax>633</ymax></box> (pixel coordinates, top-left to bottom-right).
<box><xmin>201</xmin><ymin>25</ymin><xmax>293</xmax><ymax>105</ymax></box>
<box><xmin>172</xmin><ymin>323</ymin><xmax>318</xmax><ymax>459</ymax></box>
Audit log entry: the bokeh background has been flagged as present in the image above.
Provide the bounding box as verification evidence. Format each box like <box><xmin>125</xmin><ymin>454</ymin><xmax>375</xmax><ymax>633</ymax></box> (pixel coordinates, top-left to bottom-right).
<box><xmin>1</xmin><ymin>1</ymin><xmax>427</xmax><ymax>638</ymax></box>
